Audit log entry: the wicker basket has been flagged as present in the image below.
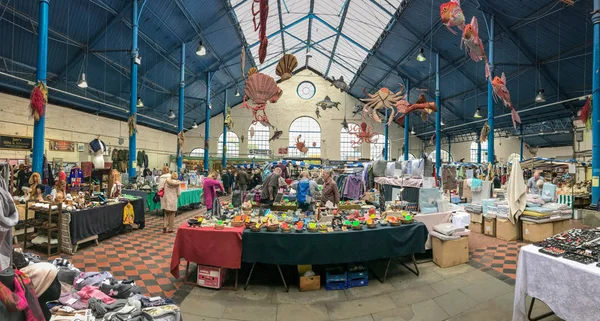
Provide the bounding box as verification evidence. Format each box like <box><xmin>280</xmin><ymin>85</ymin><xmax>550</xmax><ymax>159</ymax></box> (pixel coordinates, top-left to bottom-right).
<box><xmin>367</xmin><ymin>223</ymin><xmax>377</xmax><ymax>229</ymax></box>
<box><xmin>250</xmin><ymin>227</ymin><xmax>261</xmax><ymax>232</ymax></box>
<box><xmin>266</xmin><ymin>225</ymin><xmax>279</xmax><ymax>232</ymax></box>
<box><xmin>231</xmin><ymin>221</ymin><xmax>244</xmax><ymax>227</ymax></box>
<box><xmin>214</xmin><ymin>224</ymin><xmax>225</xmax><ymax>230</ymax></box>
<box><xmin>352</xmin><ymin>225</ymin><xmax>363</xmax><ymax>230</ymax></box>
<box><xmin>390</xmin><ymin>221</ymin><xmax>401</xmax><ymax>227</ymax></box>
<box><xmin>307</xmin><ymin>227</ymin><xmax>319</xmax><ymax>233</ymax></box>
<box><xmin>281</xmin><ymin>227</ymin><xmax>291</xmax><ymax>233</ymax></box>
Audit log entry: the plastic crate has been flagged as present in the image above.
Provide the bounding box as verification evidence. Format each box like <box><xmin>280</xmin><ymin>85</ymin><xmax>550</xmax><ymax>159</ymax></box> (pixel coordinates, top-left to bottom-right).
<box><xmin>325</xmin><ymin>281</ymin><xmax>347</xmax><ymax>291</ymax></box>
<box><xmin>325</xmin><ymin>272</ymin><xmax>347</xmax><ymax>283</ymax></box>
<box><xmin>346</xmin><ymin>278</ymin><xmax>368</xmax><ymax>288</ymax></box>
<box><xmin>348</xmin><ymin>271</ymin><xmax>368</xmax><ymax>280</ymax></box>
<box><xmin>197</xmin><ymin>265</ymin><xmax>227</xmax><ymax>289</ymax></box>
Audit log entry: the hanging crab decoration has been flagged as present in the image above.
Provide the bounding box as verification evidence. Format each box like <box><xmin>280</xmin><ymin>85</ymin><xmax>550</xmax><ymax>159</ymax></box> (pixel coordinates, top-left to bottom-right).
<box><xmin>296</xmin><ymin>135</ymin><xmax>309</xmax><ymax>154</ymax></box>
<box><xmin>242</xmin><ymin>73</ymin><xmax>281</xmax><ymax>126</ymax></box>
<box><xmin>252</xmin><ymin>0</ymin><xmax>269</xmax><ymax>64</ymax></box>
<box><xmin>349</xmin><ymin>122</ymin><xmax>378</xmax><ymax>148</ymax></box>
<box><xmin>30</xmin><ymin>81</ymin><xmax>48</xmax><ymax>121</ymax></box>
<box><xmin>360</xmin><ymin>87</ymin><xmax>403</xmax><ymax>125</ymax></box>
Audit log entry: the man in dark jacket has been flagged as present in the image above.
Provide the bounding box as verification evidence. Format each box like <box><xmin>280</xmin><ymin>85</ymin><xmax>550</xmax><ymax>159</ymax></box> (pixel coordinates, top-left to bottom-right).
<box><xmin>221</xmin><ymin>170</ymin><xmax>232</xmax><ymax>195</ymax></box>
<box><xmin>236</xmin><ymin>169</ymin><xmax>250</xmax><ymax>193</ymax></box>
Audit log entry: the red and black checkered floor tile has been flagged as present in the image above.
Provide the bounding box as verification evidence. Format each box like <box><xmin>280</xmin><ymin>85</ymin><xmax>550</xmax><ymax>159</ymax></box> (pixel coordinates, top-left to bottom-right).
<box><xmin>467</xmin><ymin>233</ymin><xmax>527</xmax><ymax>285</ymax></box>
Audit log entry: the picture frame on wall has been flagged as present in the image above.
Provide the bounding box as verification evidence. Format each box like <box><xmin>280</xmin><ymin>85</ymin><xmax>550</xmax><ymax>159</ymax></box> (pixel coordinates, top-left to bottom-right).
<box><xmin>77</xmin><ymin>143</ymin><xmax>85</xmax><ymax>152</ymax></box>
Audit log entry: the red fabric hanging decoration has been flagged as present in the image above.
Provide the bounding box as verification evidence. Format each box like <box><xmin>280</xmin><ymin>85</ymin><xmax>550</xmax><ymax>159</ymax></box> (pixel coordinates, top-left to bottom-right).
<box><xmin>252</xmin><ymin>0</ymin><xmax>269</xmax><ymax>64</ymax></box>
<box><xmin>29</xmin><ymin>81</ymin><xmax>48</xmax><ymax>122</ymax></box>
<box><xmin>580</xmin><ymin>96</ymin><xmax>592</xmax><ymax>129</ymax></box>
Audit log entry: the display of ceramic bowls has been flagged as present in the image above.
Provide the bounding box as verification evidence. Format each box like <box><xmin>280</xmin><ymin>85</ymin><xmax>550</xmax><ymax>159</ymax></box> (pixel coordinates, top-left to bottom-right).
<box><xmin>250</xmin><ymin>227</ymin><xmax>261</xmax><ymax>232</ymax></box>
<box><xmin>214</xmin><ymin>224</ymin><xmax>224</xmax><ymax>230</ymax></box>
<box><xmin>266</xmin><ymin>225</ymin><xmax>279</xmax><ymax>232</ymax></box>
<box><xmin>390</xmin><ymin>221</ymin><xmax>401</xmax><ymax>226</ymax></box>
<box><xmin>367</xmin><ymin>223</ymin><xmax>377</xmax><ymax>229</ymax></box>
<box><xmin>352</xmin><ymin>225</ymin><xmax>363</xmax><ymax>230</ymax></box>
<box><xmin>231</xmin><ymin>221</ymin><xmax>244</xmax><ymax>227</ymax></box>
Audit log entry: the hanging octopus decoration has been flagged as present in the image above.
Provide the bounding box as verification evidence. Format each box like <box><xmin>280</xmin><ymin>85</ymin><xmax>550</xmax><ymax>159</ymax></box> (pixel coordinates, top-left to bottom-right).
<box><xmin>349</xmin><ymin>122</ymin><xmax>378</xmax><ymax>148</ymax></box>
<box><xmin>360</xmin><ymin>87</ymin><xmax>403</xmax><ymax>125</ymax></box>
<box><xmin>295</xmin><ymin>135</ymin><xmax>309</xmax><ymax>154</ymax></box>
<box><xmin>30</xmin><ymin>81</ymin><xmax>48</xmax><ymax>121</ymax></box>
<box><xmin>242</xmin><ymin>73</ymin><xmax>281</xmax><ymax>126</ymax></box>
<box><xmin>252</xmin><ymin>0</ymin><xmax>269</xmax><ymax>64</ymax></box>
<box><xmin>177</xmin><ymin>131</ymin><xmax>185</xmax><ymax>157</ymax></box>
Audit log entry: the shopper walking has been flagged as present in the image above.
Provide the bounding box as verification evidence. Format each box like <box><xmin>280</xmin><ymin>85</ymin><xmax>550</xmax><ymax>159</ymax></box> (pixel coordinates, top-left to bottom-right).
<box><xmin>260</xmin><ymin>167</ymin><xmax>281</xmax><ymax>206</ymax></box>
<box><xmin>321</xmin><ymin>169</ymin><xmax>340</xmax><ymax>206</ymax></box>
<box><xmin>159</xmin><ymin>172</ymin><xmax>181</xmax><ymax>233</ymax></box>
<box><xmin>292</xmin><ymin>171</ymin><xmax>318</xmax><ymax>211</ymax></box>
<box><xmin>203</xmin><ymin>171</ymin><xmax>225</xmax><ymax>214</ymax></box>
<box><xmin>236</xmin><ymin>169</ymin><xmax>250</xmax><ymax>193</ymax></box>
<box><xmin>221</xmin><ymin>170</ymin><xmax>232</xmax><ymax>195</ymax></box>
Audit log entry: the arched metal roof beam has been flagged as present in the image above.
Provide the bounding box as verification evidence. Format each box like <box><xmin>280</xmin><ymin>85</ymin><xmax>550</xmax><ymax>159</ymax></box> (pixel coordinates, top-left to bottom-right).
<box><xmin>324</xmin><ymin>0</ymin><xmax>351</xmax><ymax>78</ymax></box>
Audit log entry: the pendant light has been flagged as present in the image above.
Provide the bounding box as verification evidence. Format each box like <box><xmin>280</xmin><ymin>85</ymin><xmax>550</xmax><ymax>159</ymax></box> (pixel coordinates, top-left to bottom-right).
<box><xmin>535</xmin><ymin>89</ymin><xmax>546</xmax><ymax>103</ymax></box>
<box><xmin>168</xmin><ymin>109</ymin><xmax>175</xmax><ymax>119</ymax></box>
<box><xmin>196</xmin><ymin>41</ymin><xmax>206</xmax><ymax>56</ymax></box>
<box><xmin>440</xmin><ymin>119</ymin><xmax>445</xmax><ymax>126</ymax></box>
<box><xmin>77</xmin><ymin>72</ymin><xmax>88</xmax><ymax>88</ymax></box>
<box><xmin>192</xmin><ymin>121</ymin><xmax>198</xmax><ymax>129</ymax></box>
<box><xmin>136</xmin><ymin>97</ymin><xmax>144</xmax><ymax>108</ymax></box>
<box><xmin>474</xmin><ymin>108</ymin><xmax>483</xmax><ymax>118</ymax></box>
<box><xmin>416</xmin><ymin>48</ymin><xmax>426</xmax><ymax>62</ymax></box>
<box><xmin>234</xmin><ymin>87</ymin><xmax>240</xmax><ymax>97</ymax></box>
<box><xmin>410</xmin><ymin>127</ymin><xmax>416</xmax><ymax>135</ymax></box>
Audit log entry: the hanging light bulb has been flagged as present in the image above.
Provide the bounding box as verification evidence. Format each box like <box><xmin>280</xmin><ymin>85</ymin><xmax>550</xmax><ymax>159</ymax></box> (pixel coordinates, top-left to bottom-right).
<box><xmin>410</xmin><ymin>127</ymin><xmax>416</xmax><ymax>135</ymax></box>
<box><xmin>168</xmin><ymin>109</ymin><xmax>175</xmax><ymax>119</ymax></box>
<box><xmin>77</xmin><ymin>72</ymin><xmax>88</xmax><ymax>88</ymax></box>
<box><xmin>474</xmin><ymin>108</ymin><xmax>483</xmax><ymax>118</ymax></box>
<box><xmin>416</xmin><ymin>48</ymin><xmax>426</xmax><ymax>62</ymax></box>
<box><xmin>535</xmin><ymin>89</ymin><xmax>546</xmax><ymax>103</ymax></box>
<box><xmin>196</xmin><ymin>41</ymin><xmax>206</xmax><ymax>56</ymax></box>
<box><xmin>235</xmin><ymin>88</ymin><xmax>240</xmax><ymax>97</ymax></box>
<box><xmin>440</xmin><ymin>119</ymin><xmax>445</xmax><ymax>126</ymax></box>
<box><xmin>136</xmin><ymin>97</ymin><xmax>144</xmax><ymax>108</ymax></box>
<box><xmin>192</xmin><ymin>121</ymin><xmax>198</xmax><ymax>129</ymax></box>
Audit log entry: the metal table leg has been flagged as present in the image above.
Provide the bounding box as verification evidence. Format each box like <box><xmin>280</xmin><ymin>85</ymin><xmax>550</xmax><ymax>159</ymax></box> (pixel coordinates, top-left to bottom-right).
<box><xmin>277</xmin><ymin>265</ymin><xmax>289</xmax><ymax>292</ymax></box>
<box><xmin>244</xmin><ymin>262</ymin><xmax>256</xmax><ymax>291</ymax></box>
<box><xmin>527</xmin><ymin>297</ymin><xmax>555</xmax><ymax>321</ymax></box>
<box><xmin>371</xmin><ymin>258</ymin><xmax>392</xmax><ymax>283</ymax></box>
<box><xmin>399</xmin><ymin>254</ymin><xmax>420</xmax><ymax>276</ymax></box>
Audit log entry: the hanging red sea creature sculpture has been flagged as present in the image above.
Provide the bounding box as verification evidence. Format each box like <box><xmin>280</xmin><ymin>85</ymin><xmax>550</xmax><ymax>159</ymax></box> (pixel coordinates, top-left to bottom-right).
<box><xmin>296</xmin><ymin>135</ymin><xmax>308</xmax><ymax>154</ymax></box>
<box><xmin>350</xmin><ymin>122</ymin><xmax>378</xmax><ymax>148</ymax></box>
<box><xmin>580</xmin><ymin>96</ymin><xmax>592</xmax><ymax>129</ymax></box>
<box><xmin>440</xmin><ymin>0</ymin><xmax>465</xmax><ymax>35</ymax></box>
<box><xmin>461</xmin><ymin>16</ymin><xmax>491</xmax><ymax>80</ymax></box>
<box><xmin>491</xmin><ymin>72</ymin><xmax>521</xmax><ymax>129</ymax></box>
<box><xmin>360</xmin><ymin>87</ymin><xmax>403</xmax><ymax>125</ymax></box>
<box><xmin>242</xmin><ymin>73</ymin><xmax>280</xmax><ymax>126</ymax></box>
<box><xmin>252</xmin><ymin>0</ymin><xmax>269</xmax><ymax>64</ymax></box>
<box><xmin>30</xmin><ymin>81</ymin><xmax>48</xmax><ymax>121</ymax></box>
<box><xmin>395</xmin><ymin>85</ymin><xmax>437</xmax><ymax>125</ymax></box>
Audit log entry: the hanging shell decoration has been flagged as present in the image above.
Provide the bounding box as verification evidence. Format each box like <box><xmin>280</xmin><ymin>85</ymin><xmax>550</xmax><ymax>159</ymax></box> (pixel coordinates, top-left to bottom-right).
<box><xmin>178</xmin><ymin>131</ymin><xmax>185</xmax><ymax>157</ymax></box>
<box><xmin>128</xmin><ymin>115</ymin><xmax>137</xmax><ymax>137</ymax></box>
<box><xmin>247</xmin><ymin>67</ymin><xmax>258</xmax><ymax>78</ymax></box>
<box><xmin>275</xmin><ymin>54</ymin><xmax>298</xmax><ymax>81</ymax></box>
<box><xmin>242</xmin><ymin>73</ymin><xmax>280</xmax><ymax>126</ymax></box>
<box><xmin>29</xmin><ymin>81</ymin><xmax>48</xmax><ymax>121</ymax></box>
<box><xmin>224</xmin><ymin>106</ymin><xmax>234</xmax><ymax>130</ymax></box>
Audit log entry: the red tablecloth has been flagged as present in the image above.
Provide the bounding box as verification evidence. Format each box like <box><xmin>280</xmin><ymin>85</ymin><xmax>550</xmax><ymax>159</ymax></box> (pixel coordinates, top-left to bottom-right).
<box><xmin>170</xmin><ymin>223</ymin><xmax>244</xmax><ymax>278</ymax></box>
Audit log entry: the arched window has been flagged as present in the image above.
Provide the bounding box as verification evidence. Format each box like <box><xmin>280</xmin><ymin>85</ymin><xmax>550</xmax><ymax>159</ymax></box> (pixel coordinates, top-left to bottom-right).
<box><xmin>370</xmin><ymin>134</ymin><xmax>389</xmax><ymax>161</ymax></box>
<box><xmin>400</xmin><ymin>153</ymin><xmax>416</xmax><ymax>161</ymax></box>
<box><xmin>288</xmin><ymin>117</ymin><xmax>321</xmax><ymax>157</ymax></box>
<box><xmin>470</xmin><ymin>141</ymin><xmax>488</xmax><ymax>163</ymax></box>
<box><xmin>248</xmin><ymin>123</ymin><xmax>270</xmax><ymax>158</ymax></box>
<box><xmin>507</xmin><ymin>153</ymin><xmax>521</xmax><ymax>164</ymax></box>
<box><xmin>428</xmin><ymin>150</ymin><xmax>453</xmax><ymax>163</ymax></box>
<box><xmin>340</xmin><ymin>123</ymin><xmax>361</xmax><ymax>161</ymax></box>
<box><xmin>218</xmin><ymin>132</ymin><xmax>240</xmax><ymax>158</ymax></box>
<box><xmin>189</xmin><ymin>148</ymin><xmax>204</xmax><ymax>158</ymax></box>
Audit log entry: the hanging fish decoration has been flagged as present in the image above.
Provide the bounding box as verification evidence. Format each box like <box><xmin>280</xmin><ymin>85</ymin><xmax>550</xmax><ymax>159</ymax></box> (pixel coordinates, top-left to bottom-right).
<box><xmin>249</xmin><ymin>126</ymin><xmax>255</xmax><ymax>138</ymax></box>
<box><xmin>491</xmin><ymin>72</ymin><xmax>521</xmax><ymax>129</ymax></box>
<box><xmin>128</xmin><ymin>115</ymin><xmax>137</xmax><ymax>137</ymax></box>
<box><xmin>241</xmin><ymin>46</ymin><xmax>246</xmax><ymax>78</ymax></box>
<box><xmin>241</xmin><ymin>135</ymin><xmax>245</xmax><ymax>143</ymax></box>
<box><xmin>580</xmin><ymin>96</ymin><xmax>592</xmax><ymax>129</ymax></box>
<box><xmin>224</xmin><ymin>106</ymin><xmax>234</xmax><ymax>130</ymax></box>
<box><xmin>29</xmin><ymin>81</ymin><xmax>47</xmax><ymax>121</ymax></box>
<box><xmin>316</xmin><ymin>95</ymin><xmax>341</xmax><ymax>110</ymax></box>
<box><xmin>461</xmin><ymin>16</ymin><xmax>491</xmax><ymax>80</ymax></box>
<box><xmin>275</xmin><ymin>54</ymin><xmax>298</xmax><ymax>81</ymax></box>
<box><xmin>331</xmin><ymin>76</ymin><xmax>349</xmax><ymax>92</ymax></box>
<box><xmin>315</xmin><ymin>107</ymin><xmax>321</xmax><ymax>119</ymax></box>
<box><xmin>352</xmin><ymin>104</ymin><xmax>363</xmax><ymax>117</ymax></box>
<box><xmin>178</xmin><ymin>131</ymin><xmax>185</xmax><ymax>157</ymax></box>
<box><xmin>480</xmin><ymin>122</ymin><xmax>490</xmax><ymax>143</ymax></box>
<box><xmin>440</xmin><ymin>0</ymin><xmax>465</xmax><ymax>35</ymax></box>
<box><xmin>269</xmin><ymin>129</ymin><xmax>282</xmax><ymax>141</ymax></box>
<box><xmin>247</xmin><ymin>67</ymin><xmax>258</xmax><ymax>78</ymax></box>
<box><xmin>341</xmin><ymin>117</ymin><xmax>349</xmax><ymax>131</ymax></box>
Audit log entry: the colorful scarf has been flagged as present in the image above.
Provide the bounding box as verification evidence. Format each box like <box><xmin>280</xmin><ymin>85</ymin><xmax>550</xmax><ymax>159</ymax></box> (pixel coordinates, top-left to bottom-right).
<box><xmin>0</xmin><ymin>270</ymin><xmax>45</xmax><ymax>320</ymax></box>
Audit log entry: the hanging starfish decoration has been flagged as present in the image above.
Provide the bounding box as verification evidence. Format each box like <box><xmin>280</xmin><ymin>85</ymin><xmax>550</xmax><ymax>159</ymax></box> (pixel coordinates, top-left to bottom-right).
<box><xmin>341</xmin><ymin>117</ymin><xmax>349</xmax><ymax>131</ymax></box>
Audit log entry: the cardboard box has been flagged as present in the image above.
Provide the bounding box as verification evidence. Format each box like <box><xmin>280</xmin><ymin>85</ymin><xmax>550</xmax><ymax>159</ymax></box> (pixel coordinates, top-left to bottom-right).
<box><xmin>470</xmin><ymin>212</ymin><xmax>483</xmax><ymax>223</ymax></box>
<box><xmin>197</xmin><ymin>265</ymin><xmax>227</xmax><ymax>289</ymax></box>
<box><xmin>496</xmin><ymin>218</ymin><xmax>518</xmax><ymax>241</ymax></box>
<box><xmin>432</xmin><ymin>236</ymin><xmax>469</xmax><ymax>268</ymax></box>
<box><xmin>553</xmin><ymin>220</ymin><xmax>570</xmax><ymax>235</ymax></box>
<box><xmin>299</xmin><ymin>275</ymin><xmax>320</xmax><ymax>291</ymax></box>
<box><xmin>522</xmin><ymin>221</ymin><xmax>554</xmax><ymax>242</ymax></box>
<box><xmin>469</xmin><ymin>221</ymin><xmax>483</xmax><ymax>233</ymax></box>
<box><xmin>484</xmin><ymin>217</ymin><xmax>496</xmax><ymax>237</ymax></box>
<box><xmin>15</xmin><ymin>204</ymin><xmax>26</xmax><ymax>221</ymax></box>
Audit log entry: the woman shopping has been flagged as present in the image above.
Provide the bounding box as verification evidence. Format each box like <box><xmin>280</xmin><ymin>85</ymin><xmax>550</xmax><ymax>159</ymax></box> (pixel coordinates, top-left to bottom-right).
<box><xmin>159</xmin><ymin>171</ymin><xmax>181</xmax><ymax>233</ymax></box>
<box><xmin>203</xmin><ymin>171</ymin><xmax>225</xmax><ymax>214</ymax></box>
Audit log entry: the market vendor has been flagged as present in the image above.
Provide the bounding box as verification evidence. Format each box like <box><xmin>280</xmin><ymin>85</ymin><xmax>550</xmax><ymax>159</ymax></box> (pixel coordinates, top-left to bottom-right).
<box><xmin>321</xmin><ymin>169</ymin><xmax>340</xmax><ymax>206</ymax></box>
<box><xmin>291</xmin><ymin>171</ymin><xmax>318</xmax><ymax>211</ymax></box>
<box><xmin>527</xmin><ymin>170</ymin><xmax>542</xmax><ymax>195</ymax></box>
<box><xmin>261</xmin><ymin>167</ymin><xmax>281</xmax><ymax>206</ymax></box>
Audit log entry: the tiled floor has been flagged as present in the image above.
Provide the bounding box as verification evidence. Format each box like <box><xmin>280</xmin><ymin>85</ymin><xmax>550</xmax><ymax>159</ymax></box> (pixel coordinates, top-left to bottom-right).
<box><xmin>467</xmin><ymin>233</ymin><xmax>527</xmax><ymax>281</ymax></box>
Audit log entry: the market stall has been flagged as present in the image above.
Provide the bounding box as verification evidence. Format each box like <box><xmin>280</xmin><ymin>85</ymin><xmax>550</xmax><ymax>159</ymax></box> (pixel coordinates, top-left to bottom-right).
<box><xmin>147</xmin><ymin>188</ymin><xmax>203</xmax><ymax>211</ymax></box>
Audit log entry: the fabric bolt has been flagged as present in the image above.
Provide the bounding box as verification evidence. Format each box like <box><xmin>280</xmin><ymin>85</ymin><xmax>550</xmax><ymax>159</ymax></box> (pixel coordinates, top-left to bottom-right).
<box><xmin>58</xmin><ymin>293</ymin><xmax>88</xmax><ymax>310</ymax></box>
<box><xmin>203</xmin><ymin>178</ymin><xmax>224</xmax><ymax>210</ymax></box>
<box><xmin>242</xmin><ymin>223</ymin><xmax>428</xmax><ymax>265</ymax></box>
<box><xmin>143</xmin><ymin>304</ymin><xmax>180</xmax><ymax>321</ymax></box>
<box><xmin>77</xmin><ymin>285</ymin><xmax>116</xmax><ymax>304</ymax></box>
<box><xmin>433</xmin><ymin>223</ymin><xmax>465</xmax><ymax>236</ymax></box>
<box><xmin>73</xmin><ymin>271</ymin><xmax>113</xmax><ymax>290</ymax></box>
<box><xmin>442</xmin><ymin>167</ymin><xmax>457</xmax><ymax>191</ymax></box>
<box><xmin>430</xmin><ymin>230</ymin><xmax>461</xmax><ymax>241</ymax></box>
<box><xmin>507</xmin><ymin>160</ymin><xmax>527</xmax><ymax>224</ymax></box>
<box><xmin>88</xmin><ymin>297</ymin><xmax>128</xmax><ymax>318</ymax></box>
<box><xmin>19</xmin><ymin>262</ymin><xmax>58</xmax><ymax>296</ymax></box>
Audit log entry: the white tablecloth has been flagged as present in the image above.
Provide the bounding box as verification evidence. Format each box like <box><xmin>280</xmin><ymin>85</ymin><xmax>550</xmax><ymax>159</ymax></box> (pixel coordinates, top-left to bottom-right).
<box><xmin>374</xmin><ymin>177</ymin><xmax>422</xmax><ymax>188</ymax></box>
<box><xmin>513</xmin><ymin>245</ymin><xmax>600</xmax><ymax>321</ymax></box>
<box><xmin>413</xmin><ymin>211</ymin><xmax>453</xmax><ymax>249</ymax></box>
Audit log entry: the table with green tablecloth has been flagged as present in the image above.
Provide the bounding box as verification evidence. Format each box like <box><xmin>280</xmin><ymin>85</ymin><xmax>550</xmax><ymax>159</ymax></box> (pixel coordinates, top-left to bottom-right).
<box><xmin>147</xmin><ymin>188</ymin><xmax>203</xmax><ymax>211</ymax></box>
<box><xmin>241</xmin><ymin>222</ymin><xmax>428</xmax><ymax>290</ymax></box>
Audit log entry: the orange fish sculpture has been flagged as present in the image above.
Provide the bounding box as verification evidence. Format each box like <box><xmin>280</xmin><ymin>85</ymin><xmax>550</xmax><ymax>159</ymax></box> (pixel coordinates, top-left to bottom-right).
<box><xmin>491</xmin><ymin>72</ymin><xmax>521</xmax><ymax>129</ymax></box>
<box><xmin>440</xmin><ymin>0</ymin><xmax>465</xmax><ymax>35</ymax></box>
<box><xmin>461</xmin><ymin>16</ymin><xmax>491</xmax><ymax>80</ymax></box>
<box><xmin>395</xmin><ymin>94</ymin><xmax>437</xmax><ymax>125</ymax></box>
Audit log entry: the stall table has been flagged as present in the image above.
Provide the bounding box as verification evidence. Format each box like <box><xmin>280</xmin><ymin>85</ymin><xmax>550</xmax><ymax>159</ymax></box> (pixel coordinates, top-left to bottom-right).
<box><xmin>513</xmin><ymin>244</ymin><xmax>600</xmax><ymax>321</ymax></box>
<box><xmin>242</xmin><ymin>222</ymin><xmax>428</xmax><ymax>290</ymax></box>
<box><xmin>147</xmin><ymin>188</ymin><xmax>203</xmax><ymax>211</ymax></box>
<box><xmin>122</xmin><ymin>189</ymin><xmax>151</xmax><ymax>211</ymax></box>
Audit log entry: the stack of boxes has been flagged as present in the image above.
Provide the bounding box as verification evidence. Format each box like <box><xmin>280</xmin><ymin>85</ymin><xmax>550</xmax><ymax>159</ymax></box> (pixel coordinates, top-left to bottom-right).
<box><xmin>325</xmin><ymin>264</ymin><xmax>368</xmax><ymax>291</ymax></box>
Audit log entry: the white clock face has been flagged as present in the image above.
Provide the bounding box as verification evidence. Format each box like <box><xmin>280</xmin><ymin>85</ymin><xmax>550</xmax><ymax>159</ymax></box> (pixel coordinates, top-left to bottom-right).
<box><xmin>297</xmin><ymin>81</ymin><xmax>316</xmax><ymax>100</ymax></box>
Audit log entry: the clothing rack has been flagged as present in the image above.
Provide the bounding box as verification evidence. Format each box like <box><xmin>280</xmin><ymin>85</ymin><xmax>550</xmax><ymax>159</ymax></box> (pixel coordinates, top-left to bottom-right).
<box><xmin>0</xmin><ymin>162</ymin><xmax>12</xmax><ymax>270</ymax></box>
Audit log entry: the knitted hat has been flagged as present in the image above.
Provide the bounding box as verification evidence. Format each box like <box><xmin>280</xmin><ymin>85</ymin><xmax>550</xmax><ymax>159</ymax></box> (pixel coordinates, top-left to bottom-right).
<box><xmin>20</xmin><ymin>262</ymin><xmax>58</xmax><ymax>295</ymax></box>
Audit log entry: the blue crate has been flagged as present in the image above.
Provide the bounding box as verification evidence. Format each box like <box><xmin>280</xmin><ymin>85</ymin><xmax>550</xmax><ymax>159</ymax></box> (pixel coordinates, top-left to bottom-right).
<box><xmin>325</xmin><ymin>272</ymin><xmax>347</xmax><ymax>283</ymax></box>
<box><xmin>325</xmin><ymin>281</ymin><xmax>347</xmax><ymax>291</ymax></box>
<box><xmin>347</xmin><ymin>271</ymin><xmax>368</xmax><ymax>280</ymax></box>
<box><xmin>346</xmin><ymin>278</ymin><xmax>368</xmax><ymax>288</ymax></box>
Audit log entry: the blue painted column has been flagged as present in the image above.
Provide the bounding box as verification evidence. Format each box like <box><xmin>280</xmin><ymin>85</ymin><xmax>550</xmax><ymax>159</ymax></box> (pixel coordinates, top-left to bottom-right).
<box><xmin>520</xmin><ymin>123</ymin><xmax>524</xmax><ymax>161</ymax></box>
<box><xmin>487</xmin><ymin>15</ymin><xmax>495</xmax><ymax>164</ymax></box>
<box><xmin>435</xmin><ymin>53</ymin><xmax>441</xmax><ymax>176</ymax></box>
<box><xmin>177</xmin><ymin>43</ymin><xmax>185</xmax><ymax>172</ymax></box>
<box><xmin>222</xmin><ymin>89</ymin><xmax>228</xmax><ymax>168</ymax></box>
<box><xmin>203</xmin><ymin>72</ymin><xmax>213</xmax><ymax>172</ymax></box>
<box><xmin>383</xmin><ymin>108</ymin><xmax>389</xmax><ymax>160</ymax></box>
<box><xmin>32</xmin><ymin>0</ymin><xmax>49</xmax><ymax>174</ymax></box>
<box><xmin>591</xmin><ymin>0</ymin><xmax>600</xmax><ymax>205</ymax></box>
<box><xmin>128</xmin><ymin>0</ymin><xmax>140</xmax><ymax>177</ymax></box>
<box><xmin>477</xmin><ymin>139</ymin><xmax>481</xmax><ymax>163</ymax></box>
<box><xmin>403</xmin><ymin>80</ymin><xmax>410</xmax><ymax>161</ymax></box>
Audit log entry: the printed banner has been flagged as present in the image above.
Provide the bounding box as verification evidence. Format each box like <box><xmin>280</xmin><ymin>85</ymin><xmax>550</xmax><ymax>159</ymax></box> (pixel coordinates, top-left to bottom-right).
<box><xmin>49</xmin><ymin>140</ymin><xmax>75</xmax><ymax>152</ymax></box>
<box><xmin>0</xmin><ymin>135</ymin><xmax>32</xmax><ymax>150</ymax></box>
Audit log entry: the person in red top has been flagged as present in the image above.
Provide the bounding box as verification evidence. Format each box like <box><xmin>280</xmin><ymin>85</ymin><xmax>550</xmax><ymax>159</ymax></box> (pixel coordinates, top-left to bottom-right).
<box><xmin>202</xmin><ymin>171</ymin><xmax>225</xmax><ymax>212</ymax></box>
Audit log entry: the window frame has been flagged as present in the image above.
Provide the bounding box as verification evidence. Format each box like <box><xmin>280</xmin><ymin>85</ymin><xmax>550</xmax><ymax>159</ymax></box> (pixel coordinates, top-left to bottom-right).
<box><xmin>370</xmin><ymin>134</ymin><xmax>389</xmax><ymax>161</ymax></box>
<box><xmin>247</xmin><ymin>123</ymin><xmax>271</xmax><ymax>159</ymax></box>
<box><xmin>288</xmin><ymin>116</ymin><xmax>321</xmax><ymax>158</ymax></box>
<box><xmin>217</xmin><ymin>132</ymin><xmax>240</xmax><ymax>158</ymax></box>
<box><xmin>340</xmin><ymin>123</ymin><xmax>361</xmax><ymax>161</ymax></box>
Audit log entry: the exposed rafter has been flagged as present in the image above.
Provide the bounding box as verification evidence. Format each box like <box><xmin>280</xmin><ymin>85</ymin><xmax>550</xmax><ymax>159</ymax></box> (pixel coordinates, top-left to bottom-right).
<box><xmin>306</xmin><ymin>0</ymin><xmax>315</xmax><ymax>67</ymax></box>
<box><xmin>277</xmin><ymin>0</ymin><xmax>286</xmax><ymax>54</ymax></box>
<box><xmin>324</xmin><ymin>0</ymin><xmax>351</xmax><ymax>78</ymax></box>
